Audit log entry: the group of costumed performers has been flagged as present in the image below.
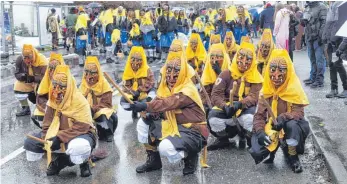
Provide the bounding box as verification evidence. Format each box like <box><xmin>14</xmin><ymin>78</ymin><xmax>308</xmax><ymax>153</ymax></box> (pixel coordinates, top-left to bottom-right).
<box><xmin>17</xmin><ymin>9</ymin><xmax>310</xmax><ymax>176</ymax></box>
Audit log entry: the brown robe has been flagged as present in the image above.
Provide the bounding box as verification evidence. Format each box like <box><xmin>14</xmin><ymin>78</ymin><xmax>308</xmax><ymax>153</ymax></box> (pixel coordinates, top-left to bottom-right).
<box><xmin>14</xmin><ymin>55</ymin><xmax>46</xmax><ymax>83</ymax></box>
<box><xmin>124</xmin><ymin>68</ymin><xmax>155</xmax><ymax>93</ymax></box>
<box><xmin>42</xmin><ymin>106</ymin><xmax>95</xmax><ymax>143</ymax></box>
<box><xmin>253</xmin><ymin>97</ymin><xmax>305</xmax><ymax>133</ymax></box>
<box><xmin>211</xmin><ymin>70</ymin><xmax>262</xmax><ymax>109</ymax></box>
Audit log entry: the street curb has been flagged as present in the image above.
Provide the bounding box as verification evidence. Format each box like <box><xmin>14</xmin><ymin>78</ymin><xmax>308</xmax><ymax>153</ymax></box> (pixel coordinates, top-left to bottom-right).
<box><xmin>307</xmin><ymin>116</ymin><xmax>347</xmax><ymax>184</ymax></box>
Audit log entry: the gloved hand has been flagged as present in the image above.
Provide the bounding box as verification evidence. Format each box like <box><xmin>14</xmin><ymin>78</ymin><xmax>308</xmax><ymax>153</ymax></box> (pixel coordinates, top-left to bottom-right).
<box><xmin>272</xmin><ymin>115</ymin><xmax>286</xmax><ymax>131</ymax></box>
<box><xmin>48</xmin><ymin>136</ymin><xmax>61</xmax><ymax>151</ymax></box>
<box><xmin>19</xmin><ymin>73</ymin><xmax>28</xmax><ymax>81</ymax></box>
<box><xmin>132</xmin><ymin>90</ymin><xmax>141</xmax><ymax>101</ymax></box>
<box><xmin>223</xmin><ymin>101</ymin><xmax>242</xmax><ymax>118</ymax></box>
<box><xmin>130</xmin><ymin>101</ymin><xmax>147</xmax><ymax>112</ymax></box>
<box><xmin>120</xmin><ymin>97</ymin><xmax>132</xmax><ymax>111</ymax></box>
<box><xmin>256</xmin><ymin>130</ymin><xmax>272</xmax><ymax>146</ymax></box>
<box><xmin>26</xmin><ymin>76</ymin><xmax>35</xmax><ymax>83</ymax></box>
<box><xmin>212</xmin><ymin>62</ymin><xmax>222</xmax><ymax>75</ymax></box>
<box><xmin>336</xmin><ymin>50</ymin><xmax>341</xmax><ymax>57</ymax></box>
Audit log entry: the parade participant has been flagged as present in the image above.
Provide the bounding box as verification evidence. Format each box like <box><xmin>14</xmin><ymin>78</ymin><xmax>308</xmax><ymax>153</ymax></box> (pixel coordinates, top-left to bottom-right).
<box><xmin>46</xmin><ymin>8</ymin><xmax>62</xmax><ymax>50</ymax></box>
<box><xmin>177</xmin><ymin>10</ymin><xmax>189</xmax><ymax>35</ymax></box>
<box><xmin>186</xmin><ymin>33</ymin><xmax>207</xmax><ymax>75</ymax></box>
<box><xmin>124</xmin><ymin>9</ymin><xmax>141</xmax><ymax>55</ymax></box>
<box><xmin>32</xmin><ymin>53</ymin><xmax>64</xmax><ymax>127</ymax></box>
<box><xmin>24</xmin><ymin>65</ymin><xmax>96</xmax><ymax>177</ymax></box>
<box><xmin>75</xmin><ymin>7</ymin><xmax>91</xmax><ymax>66</ymax></box>
<box><xmin>106</xmin><ymin>28</ymin><xmax>123</xmax><ymax>64</ymax></box>
<box><xmin>124</xmin><ymin>51</ymin><xmax>208</xmax><ymax>175</ymax></box>
<box><xmin>157</xmin><ymin>4</ymin><xmax>177</xmax><ymax>62</ymax></box>
<box><xmin>128</xmin><ymin>23</ymin><xmax>142</xmax><ymax>47</ymax></box>
<box><xmin>215</xmin><ymin>8</ymin><xmax>230</xmax><ymax>41</ymax></box>
<box><xmin>256</xmin><ymin>28</ymin><xmax>275</xmax><ymax>75</ymax></box>
<box><xmin>233</xmin><ymin>6</ymin><xmax>251</xmax><ymax>45</ymax></box>
<box><xmin>80</xmin><ymin>56</ymin><xmax>118</xmax><ymax>142</ymax></box>
<box><xmin>192</xmin><ymin>17</ymin><xmax>205</xmax><ymax>41</ymax></box>
<box><xmin>65</xmin><ymin>7</ymin><xmax>78</xmax><ymax>51</ymax></box>
<box><xmin>98</xmin><ymin>6</ymin><xmax>115</xmax><ymax>54</ymax></box>
<box><xmin>224</xmin><ymin>31</ymin><xmax>239</xmax><ymax>62</ymax></box>
<box><xmin>140</xmin><ymin>12</ymin><xmax>157</xmax><ymax>63</ymax></box>
<box><xmin>14</xmin><ymin>44</ymin><xmax>48</xmax><ymax>117</ymax></box>
<box><xmin>113</xmin><ymin>6</ymin><xmax>126</xmax><ymax>29</ymax></box>
<box><xmin>206</xmin><ymin>8</ymin><xmax>218</xmax><ymax>23</ymax></box>
<box><xmin>201</xmin><ymin>43</ymin><xmax>231</xmax><ymax>111</ymax></box>
<box><xmin>203</xmin><ymin>21</ymin><xmax>215</xmax><ymax>51</ymax></box>
<box><xmin>207</xmin><ymin>34</ymin><xmax>222</xmax><ymax>52</ymax></box>
<box><xmin>122</xmin><ymin>46</ymin><xmax>155</xmax><ymax>118</ymax></box>
<box><xmin>208</xmin><ymin>42</ymin><xmax>263</xmax><ymax>150</ymax></box>
<box><xmin>250</xmin><ymin>49</ymin><xmax>310</xmax><ymax>173</ymax></box>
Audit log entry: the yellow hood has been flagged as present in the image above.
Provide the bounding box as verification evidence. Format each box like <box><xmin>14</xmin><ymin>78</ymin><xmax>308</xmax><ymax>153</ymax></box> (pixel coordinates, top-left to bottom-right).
<box><xmin>257</xmin><ymin>28</ymin><xmax>275</xmax><ymax>64</ymax></box>
<box><xmin>186</xmin><ymin>33</ymin><xmax>207</xmax><ymax>65</ymax></box>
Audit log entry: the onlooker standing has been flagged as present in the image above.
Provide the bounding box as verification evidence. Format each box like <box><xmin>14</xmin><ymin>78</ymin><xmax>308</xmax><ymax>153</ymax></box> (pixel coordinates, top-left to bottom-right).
<box><xmin>260</xmin><ymin>3</ymin><xmax>275</xmax><ymax>34</ymax></box>
<box><xmin>273</xmin><ymin>3</ymin><xmax>290</xmax><ymax>51</ymax></box>
<box><xmin>287</xmin><ymin>5</ymin><xmax>299</xmax><ymax>61</ymax></box>
<box><xmin>302</xmin><ymin>1</ymin><xmax>327</xmax><ymax>88</ymax></box>
<box><xmin>65</xmin><ymin>7</ymin><xmax>78</xmax><ymax>51</ymax></box>
<box><xmin>293</xmin><ymin>6</ymin><xmax>304</xmax><ymax>50</ymax></box>
<box><xmin>249</xmin><ymin>8</ymin><xmax>259</xmax><ymax>38</ymax></box>
<box><xmin>46</xmin><ymin>8</ymin><xmax>61</xmax><ymax>50</ymax></box>
<box><xmin>335</xmin><ymin>37</ymin><xmax>347</xmax><ymax>105</ymax></box>
<box><xmin>323</xmin><ymin>1</ymin><xmax>347</xmax><ymax>98</ymax></box>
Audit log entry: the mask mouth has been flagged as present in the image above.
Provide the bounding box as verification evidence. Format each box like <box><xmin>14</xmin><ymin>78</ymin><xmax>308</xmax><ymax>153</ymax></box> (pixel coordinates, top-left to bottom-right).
<box><xmin>271</xmin><ymin>76</ymin><xmax>284</xmax><ymax>87</ymax></box>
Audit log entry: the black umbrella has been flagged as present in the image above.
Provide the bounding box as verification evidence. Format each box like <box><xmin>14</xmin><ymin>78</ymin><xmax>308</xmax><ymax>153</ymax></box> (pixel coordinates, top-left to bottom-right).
<box><xmin>87</xmin><ymin>2</ymin><xmax>103</xmax><ymax>9</ymax></box>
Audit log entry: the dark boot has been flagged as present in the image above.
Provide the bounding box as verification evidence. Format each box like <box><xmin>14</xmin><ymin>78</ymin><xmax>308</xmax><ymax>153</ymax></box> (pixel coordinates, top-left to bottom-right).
<box><xmin>183</xmin><ymin>152</ymin><xmax>199</xmax><ymax>175</ymax></box>
<box><xmin>80</xmin><ymin>161</ymin><xmax>92</xmax><ymax>177</ymax></box>
<box><xmin>337</xmin><ymin>90</ymin><xmax>347</xmax><ymax>98</ymax></box>
<box><xmin>207</xmin><ymin>137</ymin><xmax>232</xmax><ymax>151</ymax></box>
<box><xmin>136</xmin><ymin>150</ymin><xmax>162</xmax><ymax>173</ymax></box>
<box><xmin>303</xmin><ymin>78</ymin><xmax>313</xmax><ymax>85</ymax></box>
<box><xmin>263</xmin><ymin>152</ymin><xmax>276</xmax><ymax>164</ymax></box>
<box><xmin>46</xmin><ymin>154</ymin><xmax>72</xmax><ymax>176</ymax></box>
<box><xmin>238</xmin><ymin>138</ymin><xmax>246</xmax><ymax>149</ymax></box>
<box><xmin>326</xmin><ymin>89</ymin><xmax>338</xmax><ymax>98</ymax></box>
<box><xmin>132</xmin><ymin>110</ymin><xmax>138</xmax><ymax>119</ymax></box>
<box><xmin>289</xmin><ymin>155</ymin><xmax>303</xmax><ymax>173</ymax></box>
<box><xmin>16</xmin><ymin>106</ymin><xmax>30</xmax><ymax>117</ymax></box>
<box><xmin>310</xmin><ymin>81</ymin><xmax>324</xmax><ymax>88</ymax></box>
<box><xmin>105</xmin><ymin>130</ymin><xmax>114</xmax><ymax>142</ymax></box>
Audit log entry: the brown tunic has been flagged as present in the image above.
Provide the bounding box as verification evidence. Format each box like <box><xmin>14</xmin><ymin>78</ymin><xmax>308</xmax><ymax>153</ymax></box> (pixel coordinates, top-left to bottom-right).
<box><xmin>211</xmin><ymin>70</ymin><xmax>262</xmax><ymax>109</ymax></box>
<box><xmin>14</xmin><ymin>55</ymin><xmax>46</xmax><ymax>83</ymax></box>
<box><xmin>124</xmin><ymin>68</ymin><xmax>155</xmax><ymax>93</ymax></box>
<box><xmin>253</xmin><ymin>97</ymin><xmax>305</xmax><ymax>133</ymax></box>
<box><xmin>42</xmin><ymin>106</ymin><xmax>94</xmax><ymax>143</ymax></box>
<box><xmin>87</xmin><ymin>91</ymin><xmax>113</xmax><ymax>114</ymax></box>
<box><xmin>200</xmin><ymin>84</ymin><xmax>213</xmax><ymax>106</ymax></box>
<box><xmin>36</xmin><ymin>94</ymin><xmax>48</xmax><ymax>112</ymax></box>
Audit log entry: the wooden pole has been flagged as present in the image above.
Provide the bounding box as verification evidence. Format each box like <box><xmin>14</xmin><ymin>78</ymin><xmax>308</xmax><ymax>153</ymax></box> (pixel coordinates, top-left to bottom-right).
<box><xmin>229</xmin><ymin>81</ymin><xmax>242</xmax><ymax>132</ymax></box>
<box><xmin>195</xmin><ymin>73</ymin><xmax>212</xmax><ymax>109</ymax></box>
<box><xmin>103</xmin><ymin>72</ymin><xmax>134</xmax><ymax>104</ymax></box>
<box><xmin>260</xmin><ymin>95</ymin><xmax>278</xmax><ymax>125</ymax></box>
<box><xmin>26</xmin><ymin>134</ymin><xmax>47</xmax><ymax>144</ymax></box>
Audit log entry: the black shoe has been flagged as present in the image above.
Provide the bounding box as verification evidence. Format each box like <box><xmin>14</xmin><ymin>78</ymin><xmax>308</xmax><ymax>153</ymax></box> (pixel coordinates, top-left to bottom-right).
<box><xmin>105</xmin><ymin>131</ymin><xmax>114</xmax><ymax>142</ymax></box>
<box><xmin>263</xmin><ymin>152</ymin><xmax>275</xmax><ymax>164</ymax></box>
<box><xmin>207</xmin><ymin>137</ymin><xmax>231</xmax><ymax>151</ymax></box>
<box><xmin>106</xmin><ymin>58</ymin><xmax>114</xmax><ymax>63</ymax></box>
<box><xmin>310</xmin><ymin>82</ymin><xmax>324</xmax><ymax>88</ymax></box>
<box><xmin>46</xmin><ymin>154</ymin><xmax>72</xmax><ymax>176</ymax></box>
<box><xmin>16</xmin><ymin>106</ymin><xmax>30</xmax><ymax>117</ymax></box>
<box><xmin>132</xmin><ymin>111</ymin><xmax>138</xmax><ymax>119</ymax></box>
<box><xmin>337</xmin><ymin>90</ymin><xmax>347</xmax><ymax>98</ymax></box>
<box><xmin>136</xmin><ymin>150</ymin><xmax>162</xmax><ymax>173</ymax></box>
<box><xmin>183</xmin><ymin>153</ymin><xmax>198</xmax><ymax>175</ymax></box>
<box><xmin>289</xmin><ymin>155</ymin><xmax>303</xmax><ymax>173</ymax></box>
<box><xmin>80</xmin><ymin>162</ymin><xmax>92</xmax><ymax>177</ymax></box>
<box><xmin>326</xmin><ymin>89</ymin><xmax>338</xmax><ymax>98</ymax></box>
<box><xmin>239</xmin><ymin>138</ymin><xmax>246</xmax><ymax>149</ymax></box>
<box><xmin>303</xmin><ymin>78</ymin><xmax>312</xmax><ymax>84</ymax></box>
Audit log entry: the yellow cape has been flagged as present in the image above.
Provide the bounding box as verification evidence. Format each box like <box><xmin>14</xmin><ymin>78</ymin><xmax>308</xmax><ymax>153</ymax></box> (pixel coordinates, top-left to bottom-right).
<box><xmin>75</xmin><ymin>13</ymin><xmax>90</xmax><ymax>31</ymax></box>
<box><xmin>204</xmin><ymin>22</ymin><xmax>215</xmax><ymax>37</ymax></box>
<box><xmin>193</xmin><ymin>17</ymin><xmax>204</xmax><ymax>31</ymax></box>
<box><xmin>207</xmin><ymin>9</ymin><xmax>218</xmax><ymax>23</ymax></box>
<box><xmin>122</xmin><ymin>46</ymin><xmax>149</xmax><ymax>91</ymax></box>
<box><xmin>111</xmin><ymin>29</ymin><xmax>121</xmax><ymax>44</ymax></box>
<box><xmin>157</xmin><ymin>52</ymin><xmax>205</xmax><ymax>139</ymax></box>
<box><xmin>130</xmin><ymin>23</ymin><xmax>140</xmax><ymax>37</ymax></box>
<box><xmin>186</xmin><ymin>33</ymin><xmax>207</xmax><ymax>65</ymax></box>
<box><xmin>79</xmin><ymin>56</ymin><xmax>114</xmax><ymax>119</ymax></box>
<box><xmin>201</xmin><ymin>43</ymin><xmax>231</xmax><ymax>86</ymax></box>
<box><xmin>141</xmin><ymin>12</ymin><xmax>153</xmax><ymax>25</ymax></box>
<box><xmin>230</xmin><ymin>42</ymin><xmax>263</xmax><ymax>106</ymax></box>
<box><xmin>100</xmin><ymin>9</ymin><xmax>114</xmax><ymax>26</ymax></box>
<box><xmin>224</xmin><ymin>31</ymin><xmax>240</xmax><ymax>58</ymax></box>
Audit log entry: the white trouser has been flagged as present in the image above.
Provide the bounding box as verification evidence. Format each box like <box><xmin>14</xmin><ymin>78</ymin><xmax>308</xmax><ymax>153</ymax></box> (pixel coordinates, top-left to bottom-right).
<box><xmin>26</xmin><ymin>137</ymin><xmax>91</xmax><ymax>165</ymax></box>
<box><xmin>158</xmin><ymin>139</ymin><xmax>185</xmax><ymax>164</ymax></box>
<box><xmin>137</xmin><ymin>119</ymin><xmax>149</xmax><ymax>144</ymax></box>
<box><xmin>209</xmin><ymin>113</ymin><xmax>254</xmax><ymax>133</ymax></box>
<box><xmin>15</xmin><ymin>93</ymin><xmax>28</xmax><ymax>101</ymax></box>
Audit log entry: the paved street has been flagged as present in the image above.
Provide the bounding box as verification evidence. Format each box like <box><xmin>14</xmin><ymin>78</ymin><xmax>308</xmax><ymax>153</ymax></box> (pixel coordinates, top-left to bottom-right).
<box><xmin>0</xmin><ymin>46</ymin><xmax>338</xmax><ymax>183</ymax></box>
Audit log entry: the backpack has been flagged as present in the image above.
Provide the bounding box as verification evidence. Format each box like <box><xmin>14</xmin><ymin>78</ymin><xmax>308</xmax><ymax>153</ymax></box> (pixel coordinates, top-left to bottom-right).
<box><xmin>48</xmin><ymin>15</ymin><xmax>57</xmax><ymax>32</ymax></box>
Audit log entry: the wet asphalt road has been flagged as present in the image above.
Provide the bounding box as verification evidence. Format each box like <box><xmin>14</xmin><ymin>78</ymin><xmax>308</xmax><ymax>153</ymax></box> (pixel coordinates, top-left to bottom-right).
<box><xmin>0</xmin><ymin>48</ymin><xmax>333</xmax><ymax>184</ymax></box>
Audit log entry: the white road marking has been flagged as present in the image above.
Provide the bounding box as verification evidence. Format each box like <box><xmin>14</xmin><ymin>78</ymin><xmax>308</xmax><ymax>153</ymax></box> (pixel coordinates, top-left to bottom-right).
<box><xmin>0</xmin><ymin>146</ymin><xmax>25</xmax><ymax>166</ymax></box>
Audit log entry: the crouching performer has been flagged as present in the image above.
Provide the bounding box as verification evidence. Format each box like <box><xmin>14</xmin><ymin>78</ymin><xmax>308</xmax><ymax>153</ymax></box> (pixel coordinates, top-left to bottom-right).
<box><xmin>124</xmin><ymin>51</ymin><xmax>208</xmax><ymax>175</ymax></box>
<box><xmin>80</xmin><ymin>56</ymin><xmax>118</xmax><ymax>142</ymax></box>
<box><xmin>207</xmin><ymin>42</ymin><xmax>263</xmax><ymax>150</ymax></box>
<box><xmin>32</xmin><ymin>53</ymin><xmax>65</xmax><ymax>128</ymax></box>
<box><xmin>122</xmin><ymin>46</ymin><xmax>155</xmax><ymax>119</ymax></box>
<box><xmin>14</xmin><ymin>44</ymin><xmax>48</xmax><ymax>116</ymax></box>
<box><xmin>24</xmin><ymin>65</ymin><xmax>96</xmax><ymax>177</ymax></box>
<box><xmin>249</xmin><ymin>49</ymin><xmax>310</xmax><ymax>173</ymax></box>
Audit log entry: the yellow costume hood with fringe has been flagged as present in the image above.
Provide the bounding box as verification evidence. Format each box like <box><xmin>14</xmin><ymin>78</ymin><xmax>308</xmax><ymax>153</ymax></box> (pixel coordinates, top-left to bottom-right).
<box><xmin>186</xmin><ymin>33</ymin><xmax>207</xmax><ymax>65</ymax></box>
<box><xmin>201</xmin><ymin>43</ymin><xmax>231</xmax><ymax>86</ymax></box>
<box><xmin>230</xmin><ymin>42</ymin><xmax>263</xmax><ymax>104</ymax></box>
<box><xmin>157</xmin><ymin>51</ymin><xmax>205</xmax><ymax>139</ymax></box>
<box><xmin>45</xmin><ymin>65</ymin><xmax>93</xmax><ymax>166</ymax></box>
<box><xmin>209</xmin><ymin>34</ymin><xmax>221</xmax><ymax>50</ymax></box>
<box><xmin>122</xmin><ymin>46</ymin><xmax>149</xmax><ymax>91</ymax></box>
<box><xmin>79</xmin><ymin>56</ymin><xmax>114</xmax><ymax>119</ymax></box>
<box><xmin>224</xmin><ymin>31</ymin><xmax>239</xmax><ymax>57</ymax></box>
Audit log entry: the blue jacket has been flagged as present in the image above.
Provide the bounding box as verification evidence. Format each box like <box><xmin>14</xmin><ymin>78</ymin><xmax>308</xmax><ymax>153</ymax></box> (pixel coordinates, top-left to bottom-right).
<box><xmin>260</xmin><ymin>6</ymin><xmax>275</xmax><ymax>31</ymax></box>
